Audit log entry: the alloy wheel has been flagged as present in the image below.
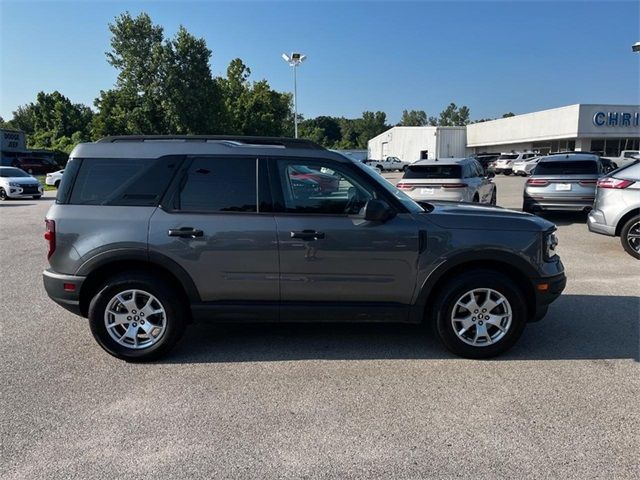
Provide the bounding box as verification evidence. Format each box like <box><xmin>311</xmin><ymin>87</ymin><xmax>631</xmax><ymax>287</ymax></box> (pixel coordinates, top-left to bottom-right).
<box><xmin>627</xmin><ymin>221</ymin><xmax>640</xmax><ymax>253</ymax></box>
<box><xmin>103</xmin><ymin>289</ymin><xmax>167</xmax><ymax>349</ymax></box>
<box><xmin>450</xmin><ymin>288</ymin><xmax>512</xmax><ymax>346</ymax></box>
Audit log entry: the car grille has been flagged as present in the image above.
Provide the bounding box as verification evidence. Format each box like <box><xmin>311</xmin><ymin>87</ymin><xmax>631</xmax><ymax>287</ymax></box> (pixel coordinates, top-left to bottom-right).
<box><xmin>19</xmin><ymin>184</ymin><xmax>39</xmax><ymax>194</ymax></box>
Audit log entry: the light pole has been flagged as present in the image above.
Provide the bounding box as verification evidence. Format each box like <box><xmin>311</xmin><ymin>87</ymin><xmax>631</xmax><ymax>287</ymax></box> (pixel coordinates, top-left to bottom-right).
<box><xmin>282</xmin><ymin>52</ymin><xmax>307</xmax><ymax>138</ymax></box>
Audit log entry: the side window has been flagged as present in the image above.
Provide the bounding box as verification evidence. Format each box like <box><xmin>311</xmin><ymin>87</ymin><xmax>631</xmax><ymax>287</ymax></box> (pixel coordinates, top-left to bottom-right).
<box><xmin>276</xmin><ymin>160</ymin><xmax>375</xmax><ymax>215</ymax></box>
<box><xmin>177</xmin><ymin>157</ymin><xmax>257</xmax><ymax>212</ymax></box>
<box><xmin>69</xmin><ymin>156</ymin><xmax>179</xmax><ymax>206</ymax></box>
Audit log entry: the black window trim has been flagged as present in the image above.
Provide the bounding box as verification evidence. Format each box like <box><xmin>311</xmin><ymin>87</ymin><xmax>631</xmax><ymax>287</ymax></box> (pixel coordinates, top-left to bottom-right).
<box><xmin>266</xmin><ymin>156</ymin><xmax>408</xmax><ymax>217</ymax></box>
<box><xmin>161</xmin><ymin>155</ymin><xmax>272</xmax><ymax>215</ymax></box>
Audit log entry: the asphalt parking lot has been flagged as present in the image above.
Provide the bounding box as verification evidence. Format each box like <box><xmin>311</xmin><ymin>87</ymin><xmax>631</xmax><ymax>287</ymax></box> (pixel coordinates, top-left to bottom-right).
<box><xmin>1</xmin><ymin>174</ymin><xmax>638</xmax><ymax>479</ymax></box>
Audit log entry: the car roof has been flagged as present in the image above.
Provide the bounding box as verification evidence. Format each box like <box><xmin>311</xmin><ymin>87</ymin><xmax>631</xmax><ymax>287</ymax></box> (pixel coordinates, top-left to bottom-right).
<box><xmin>412</xmin><ymin>158</ymin><xmax>470</xmax><ymax>166</ymax></box>
<box><xmin>539</xmin><ymin>153</ymin><xmax>599</xmax><ymax>162</ymax></box>
<box><xmin>70</xmin><ymin>135</ymin><xmax>349</xmax><ymax>162</ymax></box>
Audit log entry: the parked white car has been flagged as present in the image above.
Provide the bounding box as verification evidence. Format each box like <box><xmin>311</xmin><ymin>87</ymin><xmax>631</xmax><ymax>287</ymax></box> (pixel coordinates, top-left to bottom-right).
<box><xmin>513</xmin><ymin>156</ymin><xmax>541</xmax><ymax>176</ymax></box>
<box><xmin>494</xmin><ymin>153</ymin><xmax>538</xmax><ymax>175</ymax></box>
<box><xmin>0</xmin><ymin>167</ymin><xmax>44</xmax><ymax>200</ymax></box>
<box><xmin>396</xmin><ymin>158</ymin><xmax>496</xmax><ymax>204</ymax></box>
<box><xmin>45</xmin><ymin>169</ymin><xmax>65</xmax><ymax>188</ymax></box>
<box><xmin>603</xmin><ymin>150</ymin><xmax>640</xmax><ymax>169</ymax></box>
<box><xmin>366</xmin><ymin>156</ymin><xmax>412</xmax><ymax>172</ymax></box>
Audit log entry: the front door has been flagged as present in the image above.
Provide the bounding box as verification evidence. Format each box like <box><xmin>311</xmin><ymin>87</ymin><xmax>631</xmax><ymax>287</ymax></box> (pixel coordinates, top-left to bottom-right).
<box><xmin>269</xmin><ymin>157</ymin><xmax>420</xmax><ymax>321</ymax></box>
<box><xmin>148</xmin><ymin>156</ymin><xmax>279</xmax><ymax>307</ymax></box>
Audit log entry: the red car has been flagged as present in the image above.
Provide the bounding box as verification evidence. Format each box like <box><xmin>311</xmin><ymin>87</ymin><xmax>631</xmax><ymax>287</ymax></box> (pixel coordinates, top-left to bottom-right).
<box><xmin>11</xmin><ymin>157</ymin><xmax>59</xmax><ymax>175</ymax></box>
<box><xmin>289</xmin><ymin>165</ymin><xmax>340</xmax><ymax>193</ymax></box>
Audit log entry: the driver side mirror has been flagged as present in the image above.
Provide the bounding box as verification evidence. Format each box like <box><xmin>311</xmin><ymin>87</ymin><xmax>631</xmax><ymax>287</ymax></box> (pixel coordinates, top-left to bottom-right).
<box><xmin>364</xmin><ymin>199</ymin><xmax>395</xmax><ymax>222</ymax></box>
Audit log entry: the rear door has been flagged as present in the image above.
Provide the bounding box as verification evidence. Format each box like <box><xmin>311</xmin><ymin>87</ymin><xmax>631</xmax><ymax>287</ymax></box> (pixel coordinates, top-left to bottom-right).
<box><xmin>268</xmin><ymin>156</ymin><xmax>420</xmax><ymax>321</ymax></box>
<box><xmin>148</xmin><ymin>156</ymin><xmax>279</xmax><ymax>308</ymax></box>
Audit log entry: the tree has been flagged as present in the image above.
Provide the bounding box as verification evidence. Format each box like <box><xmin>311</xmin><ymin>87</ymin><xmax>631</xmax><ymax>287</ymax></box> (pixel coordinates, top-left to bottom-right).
<box><xmin>298</xmin><ymin>116</ymin><xmax>342</xmax><ymax>147</ymax></box>
<box><xmin>358</xmin><ymin>111</ymin><xmax>388</xmax><ymax>148</ymax></box>
<box><xmin>437</xmin><ymin>103</ymin><xmax>471</xmax><ymax>126</ymax></box>
<box><xmin>502</xmin><ymin>112</ymin><xmax>515</xmax><ymax>118</ymax></box>
<box><xmin>399</xmin><ymin>109</ymin><xmax>427</xmax><ymax>126</ymax></box>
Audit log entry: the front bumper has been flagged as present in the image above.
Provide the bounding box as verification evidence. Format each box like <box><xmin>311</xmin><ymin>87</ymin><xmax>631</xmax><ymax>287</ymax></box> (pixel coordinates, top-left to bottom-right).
<box><xmin>6</xmin><ymin>184</ymin><xmax>43</xmax><ymax>197</ymax></box>
<box><xmin>587</xmin><ymin>209</ymin><xmax>616</xmax><ymax>236</ymax></box>
<box><xmin>530</xmin><ymin>271</ymin><xmax>567</xmax><ymax>322</ymax></box>
<box><xmin>43</xmin><ymin>269</ymin><xmax>86</xmax><ymax>316</ymax></box>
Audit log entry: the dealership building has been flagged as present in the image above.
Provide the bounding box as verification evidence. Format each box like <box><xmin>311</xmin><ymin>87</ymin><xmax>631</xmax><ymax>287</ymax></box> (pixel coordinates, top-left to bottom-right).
<box><xmin>368</xmin><ymin>104</ymin><xmax>640</xmax><ymax>160</ymax></box>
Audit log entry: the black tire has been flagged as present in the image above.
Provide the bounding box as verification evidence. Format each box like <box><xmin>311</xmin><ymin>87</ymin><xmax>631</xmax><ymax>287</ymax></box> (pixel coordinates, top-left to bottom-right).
<box><xmin>27</xmin><ymin>168</ymin><xmax>33</xmax><ymax>174</ymax></box>
<box><xmin>88</xmin><ymin>272</ymin><xmax>188</xmax><ymax>361</ymax></box>
<box><xmin>522</xmin><ymin>202</ymin><xmax>534</xmax><ymax>214</ymax></box>
<box><xmin>376</xmin><ymin>165</ymin><xmax>383</xmax><ymax>173</ymax></box>
<box><xmin>32</xmin><ymin>195</ymin><xmax>41</xmax><ymax>200</ymax></box>
<box><xmin>54</xmin><ymin>180</ymin><xmax>61</xmax><ymax>188</ymax></box>
<box><xmin>0</xmin><ymin>188</ymin><xmax>7</xmax><ymax>201</ymax></box>
<box><xmin>620</xmin><ymin>214</ymin><xmax>640</xmax><ymax>260</ymax></box>
<box><xmin>490</xmin><ymin>188</ymin><xmax>497</xmax><ymax>205</ymax></box>
<box><xmin>433</xmin><ymin>270</ymin><xmax>528</xmax><ymax>359</ymax></box>
<box><xmin>504</xmin><ymin>171</ymin><xmax>512</xmax><ymax>176</ymax></box>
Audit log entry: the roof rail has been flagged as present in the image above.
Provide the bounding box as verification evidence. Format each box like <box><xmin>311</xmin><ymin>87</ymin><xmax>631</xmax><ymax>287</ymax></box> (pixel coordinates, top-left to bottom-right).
<box><xmin>96</xmin><ymin>135</ymin><xmax>325</xmax><ymax>150</ymax></box>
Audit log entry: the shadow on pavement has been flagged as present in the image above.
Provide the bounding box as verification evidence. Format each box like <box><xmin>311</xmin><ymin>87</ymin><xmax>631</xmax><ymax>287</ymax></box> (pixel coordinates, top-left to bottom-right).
<box><xmin>537</xmin><ymin>211</ymin><xmax>589</xmax><ymax>226</ymax></box>
<box><xmin>165</xmin><ymin>294</ymin><xmax>639</xmax><ymax>364</ymax></box>
<box><xmin>0</xmin><ymin>203</ymin><xmax>36</xmax><ymax>207</ymax></box>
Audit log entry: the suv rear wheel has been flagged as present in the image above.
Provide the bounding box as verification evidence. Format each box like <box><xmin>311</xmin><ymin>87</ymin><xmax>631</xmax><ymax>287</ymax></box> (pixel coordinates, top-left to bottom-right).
<box><xmin>88</xmin><ymin>272</ymin><xmax>187</xmax><ymax>361</ymax></box>
<box><xmin>620</xmin><ymin>215</ymin><xmax>640</xmax><ymax>259</ymax></box>
<box><xmin>433</xmin><ymin>270</ymin><xmax>527</xmax><ymax>358</ymax></box>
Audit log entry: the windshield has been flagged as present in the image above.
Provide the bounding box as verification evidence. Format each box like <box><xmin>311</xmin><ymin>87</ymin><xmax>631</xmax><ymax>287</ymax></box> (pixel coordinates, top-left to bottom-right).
<box><xmin>498</xmin><ymin>154</ymin><xmax>519</xmax><ymax>160</ymax></box>
<box><xmin>403</xmin><ymin>165</ymin><xmax>461</xmax><ymax>179</ymax></box>
<box><xmin>535</xmin><ymin>160</ymin><xmax>598</xmax><ymax>175</ymax></box>
<box><xmin>0</xmin><ymin>168</ymin><xmax>31</xmax><ymax>178</ymax></box>
<box><xmin>353</xmin><ymin>162</ymin><xmax>424</xmax><ymax>213</ymax></box>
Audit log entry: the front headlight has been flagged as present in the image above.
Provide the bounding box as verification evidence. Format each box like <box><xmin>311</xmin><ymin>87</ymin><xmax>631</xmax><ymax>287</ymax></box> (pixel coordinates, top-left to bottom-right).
<box><xmin>544</xmin><ymin>231</ymin><xmax>558</xmax><ymax>260</ymax></box>
<box><xmin>9</xmin><ymin>182</ymin><xmax>20</xmax><ymax>187</ymax></box>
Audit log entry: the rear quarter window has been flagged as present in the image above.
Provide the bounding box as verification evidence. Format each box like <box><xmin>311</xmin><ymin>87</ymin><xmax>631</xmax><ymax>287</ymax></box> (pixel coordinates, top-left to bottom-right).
<box><xmin>403</xmin><ymin>165</ymin><xmax>462</xmax><ymax>179</ymax></box>
<box><xmin>68</xmin><ymin>157</ymin><xmax>180</xmax><ymax>206</ymax></box>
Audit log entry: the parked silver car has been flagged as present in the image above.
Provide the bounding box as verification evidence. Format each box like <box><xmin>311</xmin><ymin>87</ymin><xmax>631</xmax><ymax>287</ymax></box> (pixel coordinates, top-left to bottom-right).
<box><xmin>587</xmin><ymin>161</ymin><xmax>640</xmax><ymax>259</ymax></box>
<box><xmin>522</xmin><ymin>153</ymin><xmax>602</xmax><ymax>213</ymax></box>
<box><xmin>495</xmin><ymin>153</ymin><xmax>537</xmax><ymax>175</ymax></box>
<box><xmin>397</xmin><ymin>158</ymin><xmax>496</xmax><ymax>204</ymax></box>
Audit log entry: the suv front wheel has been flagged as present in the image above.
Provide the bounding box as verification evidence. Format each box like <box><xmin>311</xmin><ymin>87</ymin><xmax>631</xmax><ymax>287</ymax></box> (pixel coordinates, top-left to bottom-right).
<box><xmin>88</xmin><ymin>272</ymin><xmax>187</xmax><ymax>361</ymax></box>
<box><xmin>433</xmin><ymin>270</ymin><xmax>527</xmax><ymax>358</ymax></box>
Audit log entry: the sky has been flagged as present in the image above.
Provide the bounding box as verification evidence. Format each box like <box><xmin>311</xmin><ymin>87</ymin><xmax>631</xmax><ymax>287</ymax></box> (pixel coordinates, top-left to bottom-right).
<box><xmin>1</xmin><ymin>0</ymin><xmax>639</xmax><ymax>123</ymax></box>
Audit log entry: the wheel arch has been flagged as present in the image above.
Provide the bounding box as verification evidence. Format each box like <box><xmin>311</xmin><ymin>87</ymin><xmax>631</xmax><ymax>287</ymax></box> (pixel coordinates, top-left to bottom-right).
<box><xmin>414</xmin><ymin>252</ymin><xmax>538</xmax><ymax>324</ymax></box>
<box><xmin>615</xmin><ymin>208</ymin><xmax>640</xmax><ymax>236</ymax></box>
<box><xmin>77</xmin><ymin>250</ymin><xmax>200</xmax><ymax>318</ymax></box>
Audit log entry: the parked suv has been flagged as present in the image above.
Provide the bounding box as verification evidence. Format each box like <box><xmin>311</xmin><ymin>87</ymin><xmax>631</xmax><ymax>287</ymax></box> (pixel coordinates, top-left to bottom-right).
<box><xmin>587</xmin><ymin>160</ymin><xmax>640</xmax><ymax>259</ymax></box>
<box><xmin>494</xmin><ymin>153</ymin><xmax>537</xmax><ymax>175</ymax></box>
<box><xmin>397</xmin><ymin>158</ymin><xmax>496</xmax><ymax>204</ymax></box>
<box><xmin>43</xmin><ymin>136</ymin><xmax>566</xmax><ymax>361</ymax></box>
<box><xmin>523</xmin><ymin>153</ymin><xmax>602</xmax><ymax>213</ymax></box>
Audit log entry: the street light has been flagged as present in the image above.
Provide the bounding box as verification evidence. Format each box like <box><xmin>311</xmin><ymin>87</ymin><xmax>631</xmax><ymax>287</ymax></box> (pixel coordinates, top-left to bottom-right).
<box><xmin>632</xmin><ymin>42</ymin><xmax>640</xmax><ymax>53</ymax></box>
<box><xmin>282</xmin><ymin>52</ymin><xmax>307</xmax><ymax>138</ymax></box>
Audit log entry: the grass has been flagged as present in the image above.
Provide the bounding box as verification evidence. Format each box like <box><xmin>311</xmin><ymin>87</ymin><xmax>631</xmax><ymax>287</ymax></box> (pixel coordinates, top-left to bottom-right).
<box><xmin>36</xmin><ymin>175</ymin><xmax>57</xmax><ymax>191</ymax></box>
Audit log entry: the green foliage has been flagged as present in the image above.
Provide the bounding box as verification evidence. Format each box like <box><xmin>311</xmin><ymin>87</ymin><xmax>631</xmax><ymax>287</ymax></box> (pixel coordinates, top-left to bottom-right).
<box><xmin>437</xmin><ymin>103</ymin><xmax>471</xmax><ymax>126</ymax></box>
<box><xmin>502</xmin><ymin>112</ymin><xmax>515</xmax><ymax>118</ymax></box>
<box><xmin>399</xmin><ymin>109</ymin><xmax>427</xmax><ymax>126</ymax></box>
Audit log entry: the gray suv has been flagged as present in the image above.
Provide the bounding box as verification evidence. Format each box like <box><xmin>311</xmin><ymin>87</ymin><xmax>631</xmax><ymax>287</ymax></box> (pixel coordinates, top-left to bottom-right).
<box><xmin>43</xmin><ymin>136</ymin><xmax>566</xmax><ymax>361</ymax></box>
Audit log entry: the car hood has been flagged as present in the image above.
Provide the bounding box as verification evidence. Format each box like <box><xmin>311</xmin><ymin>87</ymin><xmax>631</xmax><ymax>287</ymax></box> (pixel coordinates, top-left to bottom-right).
<box><xmin>3</xmin><ymin>176</ymin><xmax>39</xmax><ymax>184</ymax></box>
<box><xmin>417</xmin><ymin>201</ymin><xmax>555</xmax><ymax>232</ymax></box>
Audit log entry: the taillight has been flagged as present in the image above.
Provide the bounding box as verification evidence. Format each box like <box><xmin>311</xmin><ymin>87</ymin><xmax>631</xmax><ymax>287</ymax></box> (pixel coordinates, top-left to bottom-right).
<box><xmin>442</xmin><ymin>183</ymin><xmax>468</xmax><ymax>189</ymax></box>
<box><xmin>44</xmin><ymin>219</ymin><xmax>56</xmax><ymax>259</ymax></box>
<box><xmin>578</xmin><ymin>180</ymin><xmax>597</xmax><ymax>186</ymax></box>
<box><xmin>597</xmin><ymin>178</ymin><xmax>634</xmax><ymax>189</ymax></box>
<box><xmin>526</xmin><ymin>179</ymin><xmax>549</xmax><ymax>187</ymax></box>
<box><xmin>396</xmin><ymin>183</ymin><xmax>412</xmax><ymax>190</ymax></box>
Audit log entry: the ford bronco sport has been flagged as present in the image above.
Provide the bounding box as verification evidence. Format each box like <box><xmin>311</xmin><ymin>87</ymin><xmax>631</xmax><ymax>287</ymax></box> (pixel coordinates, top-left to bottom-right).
<box><xmin>43</xmin><ymin>136</ymin><xmax>566</xmax><ymax>361</ymax></box>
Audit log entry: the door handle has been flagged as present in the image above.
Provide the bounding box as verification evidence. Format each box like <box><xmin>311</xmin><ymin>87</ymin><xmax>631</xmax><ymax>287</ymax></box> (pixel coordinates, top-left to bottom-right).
<box><xmin>168</xmin><ymin>227</ymin><xmax>204</xmax><ymax>238</ymax></box>
<box><xmin>290</xmin><ymin>230</ymin><xmax>325</xmax><ymax>241</ymax></box>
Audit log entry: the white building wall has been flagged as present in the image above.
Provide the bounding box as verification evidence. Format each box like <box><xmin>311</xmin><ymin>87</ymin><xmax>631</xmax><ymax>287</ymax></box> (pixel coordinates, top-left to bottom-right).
<box><xmin>466</xmin><ymin>104</ymin><xmax>581</xmax><ymax>147</ymax></box>
<box><xmin>368</xmin><ymin>126</ymin><xmax>468</xmax><ymax>161</ymax></box>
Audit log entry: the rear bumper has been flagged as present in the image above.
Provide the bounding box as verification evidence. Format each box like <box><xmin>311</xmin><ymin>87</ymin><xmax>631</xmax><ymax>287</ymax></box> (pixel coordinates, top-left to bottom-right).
<box><xmin>524</xmin><ymin>195</ymin><xmax>594</xmax><ymax>212</ymax></box>
<box><xmin>587</xmin><ymin>209</ymin><xmax>616</xmax><ymax>236</ymax></box>
<box><xmin>43</xmin><ymin>269</ymin><xmax>86</xmax><ymax>316</ymax></box>
<box><xmin>530</xmin><ymin>271</ymin><xmax>567</xmax><ymax>322</ymax></box>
